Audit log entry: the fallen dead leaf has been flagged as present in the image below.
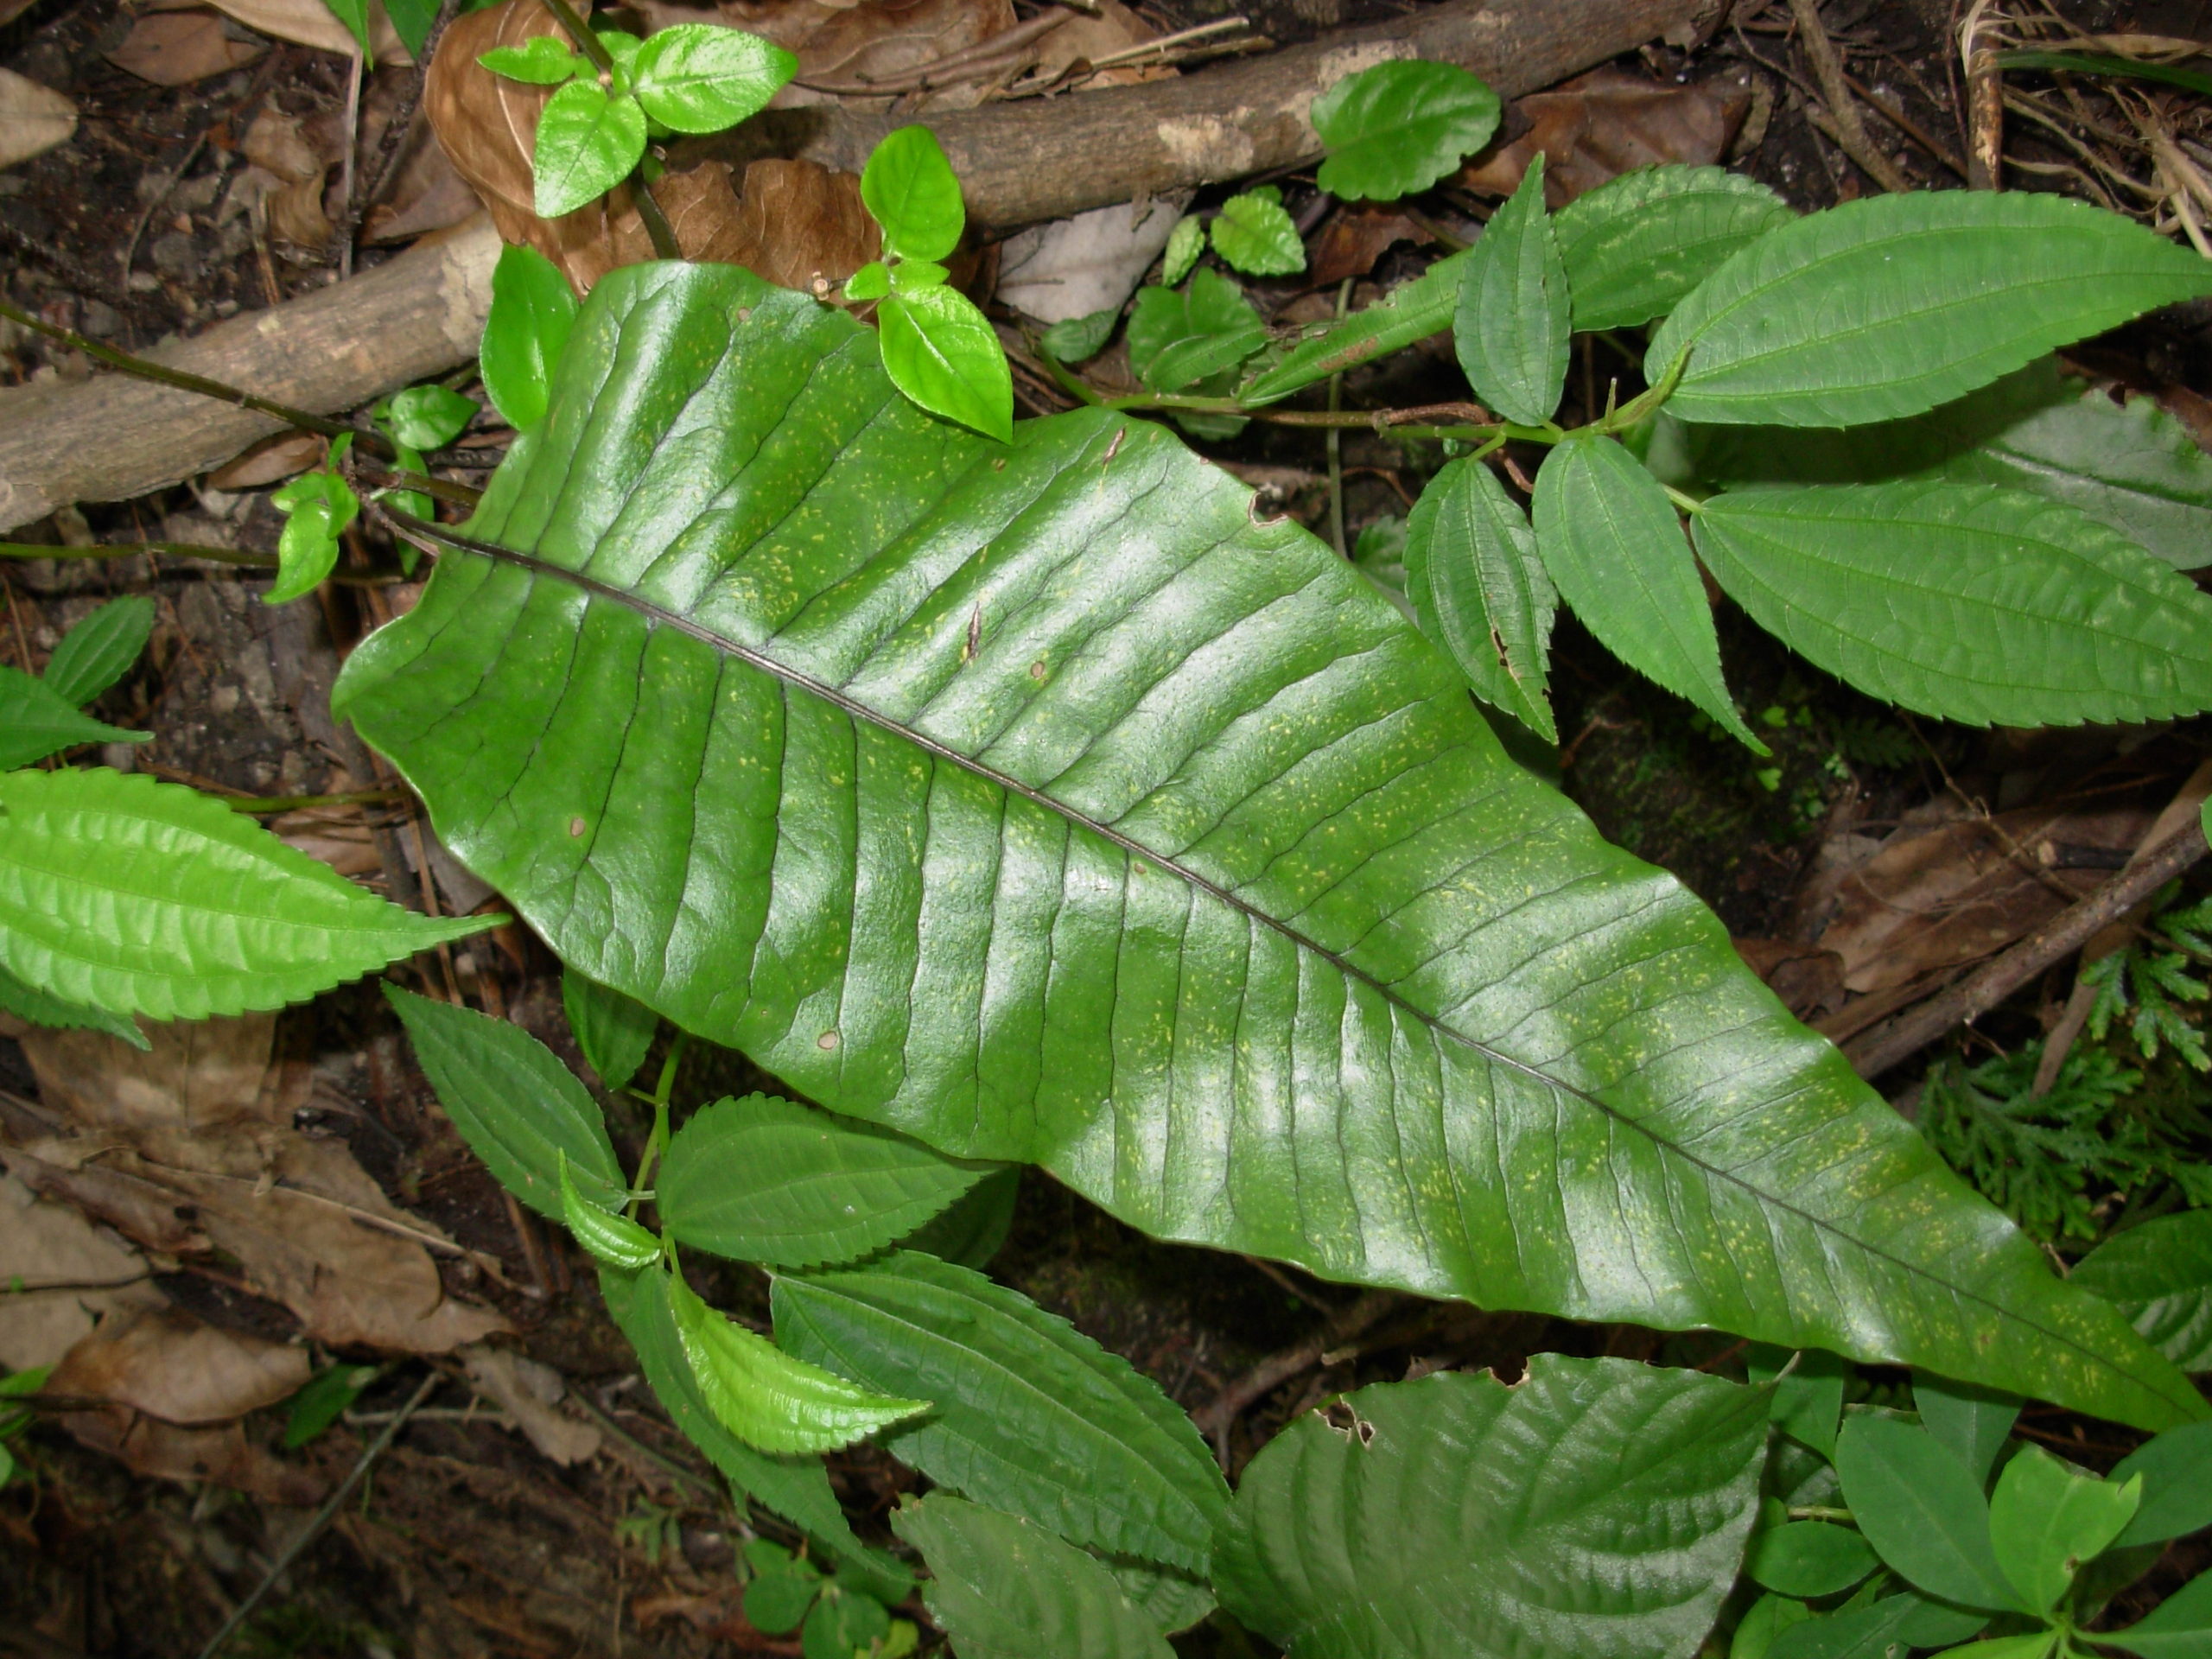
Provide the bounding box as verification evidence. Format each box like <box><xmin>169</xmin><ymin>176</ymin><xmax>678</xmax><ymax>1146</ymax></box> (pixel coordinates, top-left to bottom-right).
<box><xmin>209</xmin><ymin>429</ymin><xmax>327</xmax><ymax>490</ymax></box>
<box><xmin>1311</xmin><ymin>207</ymin><xmax>1433</xmax><ymax>288</ymax></box>
<box><xmin>0</xmin><ymin>68</ymin><xmax>77</xmax><ymax>173</ymax></box>
<box><xmin>0</xmin><ymin>1172</ymin><xmax>162</xmax><ymax>1372</ymax></box>
<box><xmin>1029</xmin><ymin>0</ymin><xmax>1166</xmax><ymax>90</ymax></box>
<box><xmin>244</xmin><ymin>106</ymin><xmax>324</xmax><ymax>185</ymax></box>
<box><xmin>16</xmin><ymin>1019</ymin><xmax>508</xmax><ymax>1355</ymax></box>
<box><xmin>1815</xmin><ymin>799</ymin><xmax>2152</xmax><ymax>995</ymax></box>
<box><xmin>1732</xmin><ymin>938</ymin><xmax>1847</xmax><ymax>1020</ymax></box>
<box><xmin>1460</xmin><ymin>69</ymin><xmax>1753</xmax><ymax>204</ymax></box>
<box><xmin>717</xmin><ymin>158</ymin><xmax>880</xmax><ymax>290</ymax></box>
<box><xmin>461</xmin><ymin>1344</ymin><xmax>601</xmax><ymax>1465</ymax></box>
<box><xmin>60</xmin><ymin>1403</ymin><xmax>327</xmax><ymax>1505</ymax></box>
<box><xmin>50</xmin><ymin>1304</ymin><xmax>309</xmax><ymax>1425</ymax></box>
<box><xmin>204</xmin><ymin>0</ymin><xmax>409</xmax><ymax>60</ymax></box>
<box><xmin>105</xmin><ymin>10</ymin><xmax>264</xmax><ymax>86</ymax></box>
<box><xmin>779</xmin><ymin>0</ymin><xmax>1016</xmax><ymax>111</ymax></box>
<box><xmin>997</xmin><ymin>194</ymin><xmax>1185</xmax><ymax>325</ymax></box>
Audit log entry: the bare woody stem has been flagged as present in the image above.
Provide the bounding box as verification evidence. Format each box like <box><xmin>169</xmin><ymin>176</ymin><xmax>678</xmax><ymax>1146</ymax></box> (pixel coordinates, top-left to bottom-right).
<box><xmin>0</xmin><ymin>297</ymin><xmax>397</xmax><ymax>461</ymax></box>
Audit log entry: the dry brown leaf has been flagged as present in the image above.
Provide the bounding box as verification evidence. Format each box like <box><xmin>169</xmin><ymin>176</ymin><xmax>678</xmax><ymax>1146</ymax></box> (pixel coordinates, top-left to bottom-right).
<box><xmin>60</xmin><ymin>1404</ymin><xmax>327</xmax><ymax>1504</ymax></box>
<box><xmin>1732</xmin><ymin>938</ymin><xmax>1847</xmax><ymax>1020</ymax></box>
<box><xmin>363</xmin><ymin>142</ymin><xmax>481</xmax><ymax>243</ymax></box>
<box><xmin>461</xmin><ymin>1344</ymin><xmax>601</xmax><ymax>1465</ymax></box>
<box><xmin>204</xmin><ymin>0</ymin><xmax>409</xmax><ymax>60</ymax></box>
<box><xmin>1312</xmin><ymin>207</ymin><xmax>1432</xmax><ymax>288</ymax></box>
<box><xmin>4</xmin><ymin>1141</ymin><xmax>210</xmax><ymax>1255</ymax></box>
<box><xmin>0</xmin><ymin>68</ymin><xmax>76</xmax><ymax>172</ymax></box>
<box><xmin>50</xmin><ymin>1304</ymin><xmax>309</xmax><ymax>1425</ymax></box>
<box><xmin>209</xmin><ymin>430</ymin><xmax>327</xmax><ymax>490</ymax></box>
<box><xmin>243</xmin><ymin>107</ymin><xmax>324</xmax><ymax>185</ymax></box>
<box><xmin>17</xmin><ymin>1020</ymin><xmax>507</xmax><ymax>1355</ymax></box>
<box><xmin>718</xmin><ymin>158</ymin><xmax>879</xmax><ymax>289</ymax></box>
<box><xmin>778</xmin><ymin>0</ymin><xmax>1015</xmax><ymax>110</ymax></box>
<box><xmin>1815</xmin><ymin>800</ymin><xmax>2152</xmax><ymax>995</ymax></box>
<box><xmin>0</xmin><ymin>1172</ymin><xmax>162</xmax><ymax>1372</ymax></box>
<box><xmin>1460</xmin><ymin>70</ymin><xmax>1752</xmax><ymax>204</ymax></box>
<box><xmin>1031</xmin><ymin>0</ymin><xmax>1158</xmax><ymax>86</ymax></box>
<box><xmin>105</xmin><ymin>10</ymin><xmax>264</xmax><ymax>86</ymax></box>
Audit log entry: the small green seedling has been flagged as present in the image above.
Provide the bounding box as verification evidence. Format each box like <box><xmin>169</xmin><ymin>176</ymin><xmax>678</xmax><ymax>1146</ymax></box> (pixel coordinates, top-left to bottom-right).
<box><xmin>267</xmin><ymin>433</ymin><xmax>360</xmax><ymax>603</ymax></box>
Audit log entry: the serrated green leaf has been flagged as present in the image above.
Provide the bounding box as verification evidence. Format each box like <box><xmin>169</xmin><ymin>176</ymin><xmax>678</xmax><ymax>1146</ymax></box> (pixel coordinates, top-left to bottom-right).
<box><xmin>1098</xmin><ymin>1558</ymin><xmax>1212</xmax><ymax>1637</ymax></box>
<box><xmin>2107</xmin><ymin>1567</ymin><xmax>2212</xmax><ymax>1657</ymax></box>
<box><xmin>1160</xmin><ymin>215</ymin><xmax>1204</xmax><ymax>286</ymax></box>
<box><xmin>876</xmin><ymin>284</ymin><xmax>1011</xmax><ymax>442</ymax></box>
<box><xmin>1552</xmin><ymin>165</ymin><xmax>1794</xmax><ymax>330</ymax></box>
<box><xmin>1125</xmin><ymin>267</ymin><xmax>1265</xmax><ymax>393</ymax></box>
<box><xmin>1039</xmin><ymin>308</ymin><xmax>1116</xmax><ymax>365</ymax></box>
<box><xmin>895</xmin><ymin>1165</ymin><xmax>1017</xmax><ymax>1268</ymax></box>
<box><xmin>1649</xmin><ymin>191</ymin><xmax>2212</xmax><ymax>428</ymax></box>
<box><xmin>1535</xmin><ymin>435</ymin><xmax>1762</xmax><ymax>747</ymax></box>
<box><xmin>1454</xmin><ymin>156</ymin><xmax>1567</xmax><ymax>426</ymax></box>
<box><xmin>0</xmin><ymin>768</ymin><xmax>491</xmax><ymax>1022</ymax></box>
<box><xmin>533</xmin><ymin>81</ymin><xmax>646</xmax><ymax>219</ymax></box>
<box><xmin>560</xmin><ymin>1149</ymin><xmax>661</xmax><ymax>1268</ymax></box>
<box><xmin>772</xmin><ymin>1251</ymin><xmax>1227</xmax><ymax>1573</ymax></box>
<box><xmin>1681</xmin><ymin>359</ymin><xmax>2212</xmax><ymax>572</ymax></box>
<box><xmin>1404</xmin><ymin>455</ymin><xmax>1557</xmax><ymax>741</ymax></box>
<box><xmin>600</xmin><ymin>1264</ymin><xmax>914</xmax><ymax>1604</ymax></box>
<box><xmin>481</xmin><ymin>243</ymin><xmax>578</xmax><ymax>433</ymax></box>
<box><xmin>887</xmin><ymin>257</ymin><xmax>948</xmax><ymax>295</ymax></box>
<box><xmin>745</xmin><ymin>1561</ymin><xmax>823</xmax><ymax>1635</ymax></box>
<box><xmin>893</xmin><ymin>1496</ymin><xmax>1173</xmax><ymax>1659</ymax></box>
<box><xmin>659</xmin><ymin>1095</ymin><xmax>984</xmax><ymax>1268</ymax></box>
<box><xmin>42</xmin><ymin>596</ymin><xmax>154</xmax><ymax>708</ymax></box>
<box><xmin>0</xmin><ymin>664</ymin><xmax>146</xmax><ymax>768</ymax></box>
<box><xmin>1311</xmin><ymin>59</ymin><xmax>1500</xmax><ymax>201</ymax></box>
<box><xmin>480</xmin><ymin>35</ymin><xmax>582</xmax><ymax>83</ymax></box>
<box><xmin>1690</xmin><ymin>480</ymin><xmax>2212</xmax><ymax>728</ymax></box>
<box><xmin>594</xmin><ymin>27</ymin><xmax>641</xmax><ymax>78</ymax></box>
<box><xmin>1834</xmin><ymin>1414</ymin><xmax>2024</xmax><ymax>1612</ymax></box>
<box><xmin>844</xmin><ymin>261</ymin><xmax>891</xmax><ymax>302</ymax></box>
<box><xmin>380</xmin><ymin>385</ymin><xmax>479</xmax><ymax>451</ymax></box>
<box><xmin>1914</xmin><ymin>1373</ymin><xmax>2020</xmax><ymax>1486</ymax></box>
<box><xmin>632</xmin><ymin>23</ymin><xmax>793</xmax><ymax>134</ymax></box>
<box><xmin>2077</xmin><ymin>1212</ymin><xmax>2212</xmax><ymax>1375</ymax></box>
<box><xmin>669</xmin><ymin>1268</ymin><xmax>923</xmax><ymax>1454</ymax></box>
<box><xmin>1240</xmin><ymin>251</ymin><xmax>1460</xmax><ymax>404</ymax></box>
<box><xmin>803</xmin><ymin>1583</ymin><xmax>888</xmax><ymax>1659</ymax></box>
<box><xmin>861</xmin><ymin>125</ymin><xmax>963</xmax><ymax>263</ymax></box>
<box><xmin>1209</xmin><ymin>190</ymin><xmax>1304</xmax><ymax>277</ymax></box>
<box><xmin>1748</xmin><ymin>1522</ymin><xmax>1881</xmax><ymax>1598</ymax></box>
<box><xmin>385</xmin><ymin>982</ymin><xmax>624</xmax><ymax>1214</ymax></box>
<box><xmin>562</xmin><ymin>966</ymin><xmax>657</xmax><ymax>1090</ymax></box>
<box><xmin>0</xmin><ymin>960</ymin><xmax>146</xmax><ymax>1048</ymax></box>
<box><xmin>334</xmin><ymin>260</ymin><xmax>2212</xmax><ymax>1434</ymax></box>
<box><xmin>1213</xmin><ymin>1357</ymin><xmax>1771</xmax><ymax>1659</ymax></box>
<box><xmin>2110</xmin><ymin>1421</ymin><xmax>2212</xmax><ymax>1547</ymax></box>
<box><xmin>1988</xmin><ymin>1445</ymin><xmax>2139</xmax><ymax>1611</ymax></box>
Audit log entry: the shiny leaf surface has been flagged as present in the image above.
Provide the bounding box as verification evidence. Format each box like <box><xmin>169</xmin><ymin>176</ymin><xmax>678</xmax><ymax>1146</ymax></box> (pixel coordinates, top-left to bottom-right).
<box><xmin>1453</xmin><ymin>157</ymin><xmax>1567</xmax><ymax>426</ymax></box>
<box><xmin>1404</xmin><ymin>454</ymin><xmax>1557</xmax><ymax>741</ymax></box>
<box><xmin>1311</xmin><ymin>59</ymin><xmax>1500</xmax><ymax>201</ymax></box>
<box><xmin>2076</xmin><ymin>1211</ymin><xmax>2212</xmax><ymax>1374</ymax></box>
<box><xmin>41</xmin><ymin>596</ymin><xmax>155</xmax><ymax>708</ymax></box>
<box><xmin>333</xmin><ymin>261</ymin><xmax>2207</xmax><ymax>1431</ymax></box>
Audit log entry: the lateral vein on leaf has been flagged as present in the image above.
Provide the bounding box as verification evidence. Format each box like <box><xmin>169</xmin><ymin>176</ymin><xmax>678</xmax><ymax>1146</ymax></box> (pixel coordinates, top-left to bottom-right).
<box><xmin>383</xmin><ymin>507</ymin><xmax>2199</xmax><ymax>1414</ymax></box>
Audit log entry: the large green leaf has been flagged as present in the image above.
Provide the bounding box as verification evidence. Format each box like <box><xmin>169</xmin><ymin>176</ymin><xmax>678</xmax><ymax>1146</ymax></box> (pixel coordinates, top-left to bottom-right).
<box><xmin>1676</xmin><ymin>359</ymin><xmax>2212</xmax><ymax>571</ymax></box>
<box><xmin>1690</xmin><ymin>481</ymin><xmax>2212</xmax><ymax>728</ymax></box>
<box><xmin>0</xmin><ymin>767</ymin><xmax>492</xmax><ymax>1020</ymax></box>
<box><xmin>0</xmin><ymin>664</ymin><xmax>146</xmax><ymax>768</ymax></box>
<box><xmin>1553</xmin><ymin>165</ymin><xmax>1795</xmax><ymax>332</ymax></box>
<box><xmin>772</xmin><ymin>1250</ymin><xmax>1228</xmax><ymax>1573</ymax></box>
<box><xmin>386</xmin><ymin>982</ymin><xmax>626</xmax><ymax>1216</ymax></box>
<box><xmin>1648</xmin><ymin>191</ymin><xmax>2212</xmax><ymax>428</ymax></box>
<box><xmin>1533</xmin><ymin>435</ymin><xmax>1761</xmax><ymax>747</ymax></box>
<box><xmin>334</xmin><ymin>261</ymin><xmax>2206</xmax><ymax>1431</ymax></box>
<box><xmin>893</xmin><ymin>1495</ymin><xmax>1173</xmax><ymax>1659</ymax></box>
<box><xmin>658</xmin><ymin>1093</ymin><xmax>985</xmax><ymax>1268</ymax></box>
<box><xmin>1239</xmin><ymin>251</ymin><xmax>1461</xmax><ymax>405</ymax></box>
<box><xmin>599</xmin><ymin>1264</ymin><xmax>914</xmax><ymax>1604</ymax></box>
<box><xmin>2075</xmin><ymin>1211</ymin><xmax>2212</xmax><ymax>1373</ymax></box>
<box><xmin>1211</xmin><ymin>1357</ymin><xmax>1771</xmax><ymax>1658</ymax></box>
<box><xmin>0</xmin><ymin>961</ymin><xmax>147</xmax><ymax>1049</ymax></box>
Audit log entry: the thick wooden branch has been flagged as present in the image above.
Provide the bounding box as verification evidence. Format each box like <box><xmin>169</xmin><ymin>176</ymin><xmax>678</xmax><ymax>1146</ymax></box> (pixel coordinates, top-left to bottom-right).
<box><xmin>0</xmin><ymin>0</ymin><xmax>1703</xmax><ymax>531</ymax></box>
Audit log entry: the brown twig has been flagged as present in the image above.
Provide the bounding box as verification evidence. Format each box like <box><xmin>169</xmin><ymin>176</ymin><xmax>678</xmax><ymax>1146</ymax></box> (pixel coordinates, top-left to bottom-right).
<box><xmin>336</xmin><ymin>0</ymin><xmax>463</xmax><ymax>261</ymax></box>
<box><xmin>1192</xmin><ymin>1289</ymin><xmax>1401</xmax><ymax>1445</ymax></box>
<box><xmin>1961</xmin><ymin>0</ymin><xmax>2005</xmax><ymax>189</ymax></box>
<box><xmin>1787</xmin><ymin>0</ymin><xmax>1911</xmax><ymax>191</ymax></box>
<box><xmin>1843</xmin><ymin>822</ymin><xmax>2209</xmax><ymax>1079</ymax></box>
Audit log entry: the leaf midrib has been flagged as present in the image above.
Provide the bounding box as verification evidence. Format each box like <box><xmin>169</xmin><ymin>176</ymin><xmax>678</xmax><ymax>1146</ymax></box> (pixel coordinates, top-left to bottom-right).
<box><xmin>392</xmin><ymin>510</ymin><xmax>2196</xmax><ymax>1419</ymax></box>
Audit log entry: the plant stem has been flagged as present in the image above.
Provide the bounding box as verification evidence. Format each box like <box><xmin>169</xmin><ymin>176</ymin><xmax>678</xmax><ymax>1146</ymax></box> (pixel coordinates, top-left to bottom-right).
<box><xmin>0</xmin><ymin>297</ymin><xmax>396</xmax><ymax>461</ymax></box>
<box><xmin>1788</xmin><ymin>1504</ymin><xmax>1853</xmax><ymax>1522</ymax></box>
<box><xmin>1325</xmin><ymin>276</ymin><xmax>1352</xmax><ymax>559</ymax></box>
<box><xmin>626</xmin><ymin>1033</ymin><xmax>690</xmax><ymax>1213</ymax></box>
<box><xmin>538</xmin><ymin>0</ymin><xmax>611</xmax><ymax>68</ymax></box>
<box><xmin>1</xmin><ymin>538</ymin><xmax>274</xmax><ymax>566</ymax></box>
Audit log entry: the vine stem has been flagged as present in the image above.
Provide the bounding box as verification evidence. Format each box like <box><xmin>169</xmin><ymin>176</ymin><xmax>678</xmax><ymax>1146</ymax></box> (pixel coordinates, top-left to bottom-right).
<box><xmin>0</xmin><ymin>296</ymin><xmax>396</xmax><ymax>461</ymax></box>
<box><xmin>534</xmin><ymin>0</ymin><xmax>681</xmax><ymax>259</ymax></box>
